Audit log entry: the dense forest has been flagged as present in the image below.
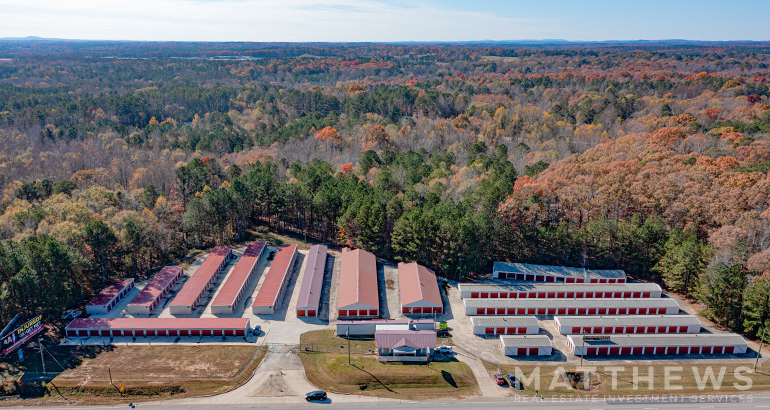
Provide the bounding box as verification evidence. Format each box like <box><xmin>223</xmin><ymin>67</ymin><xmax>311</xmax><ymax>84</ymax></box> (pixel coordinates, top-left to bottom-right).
<box><xmin>1</xmin><ymin>41</ymin><xmax>769</xmax><ymax>339</ymax></box>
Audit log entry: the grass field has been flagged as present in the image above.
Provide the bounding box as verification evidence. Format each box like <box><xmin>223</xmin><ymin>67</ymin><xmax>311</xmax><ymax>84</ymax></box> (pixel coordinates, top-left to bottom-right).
<box><xmin>483</xmin><ymin>362</ymin><xmax>770</xmax><ymax>396</ymax></box>
<box><xmin>299</xmin><ymin>330</ymin><xmax>478</xmax><ymax>400</ymax></box>
<box><xmin>3</xmin><ymin>345</ymin><xmax>265</xmax><ymax>405</ymax></box>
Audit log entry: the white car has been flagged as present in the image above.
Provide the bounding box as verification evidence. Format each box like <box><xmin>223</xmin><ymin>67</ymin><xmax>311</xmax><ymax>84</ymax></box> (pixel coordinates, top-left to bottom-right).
<box><xmin>435</xmin><ymin>345</ymin><xmax>453</xmax><ymax>354</ymax></box>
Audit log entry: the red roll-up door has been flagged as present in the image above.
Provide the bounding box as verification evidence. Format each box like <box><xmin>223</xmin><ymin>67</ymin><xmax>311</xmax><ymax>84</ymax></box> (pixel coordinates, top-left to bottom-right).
<box><xmin>593</xmin><ymin>327</ymin><xmax>602</xmax><ymax>333</ymax></box>
<box><xmin>527</xmin><ymin>308</ymin><xmax>536</xmax><ymax>314</ymax></box>
<box><xmin>626</xmin><ymin>327</ymin><xmax>635</xmax><ymax>333</ymax></box>
<box><xmin>546</xmin><ymin>276</ymin><xmax>555</xmax><ymax>282</ymax></box>
<box><xmin>536</xmin><ymin>293</ymin><xmax>545</xmax><ymax>298</ymax></box>
<box><xmin>157</xmin><ymin>330</ymin><xmax>167</xmax><ymax>337</ymax></box>
<box><xmin>529</xmin><ymin>348</ymin><xmax>539</xmax><ymax>355</ymax></box>
<box><xmin>506</xmin><ymin>327</ymin><xmax>515</xmax><ymax>334</ymax></box>
<box><xmin>557</xmin><ymin>293</ymin><xmax>565</xmax><ymax>298</ymax></box>
<box><xmin>623</xmin><ymin>292</ymin><xmax>631</xmax><ymax>298</ymax></box>
<box><xmin>713</xmin><ymin>346</ymin><xmax>723</xmax><ymax>354</ymax></box>
<box><xmin>598</xmin><ymin>347</ymin><xmax>608</xmax><ymax>355</ymax></box>
<box><xmin>168</xmin><ymin>330</ymin><xmax>178</xmax><ymax>336</ymax></box>
<box><xmin>568</xmin><ymin>308</ymin><xmax>576</xmax><ymax>314</ymax></box>
<box><xmin>566</xmin><ymin>278</ymin><xmax>575</xmax><ymax>283</ymax></box>
<box><xmin>476</xmin><ymin>308</ymin><xmax>484</xmax><ymax>315</ymax></box>
<box><xmin>113</xmin><ymin>330</ymin><xmax>123</xmax><ymax>337</ymax></box>
<box><xmin>567</xmin><ymin>292</ymin><xmax>575</xmax><ymax>298</ymax></box>
<box><xmin>644</xmin><ymin>347</ymin><xmax>654</xmax><ymax>354</ymax></box>
<box><xmin>546</xmin><ymin>308</ymin><xmax>555</xmax><ymax>314</ymax></box>
<box><xmin>99</xmin><ymin>330</ymin><xmax>109</xmax><ymax>337</ymax></box>
<box><xmin>588</xmin><ymin>308</ymin><xmax>597</xmax><ymax>314</ymax></box>
<box><xmin>618</xmin><ymin>308</ymin><xmax>627</xmax><ymax>314</ymax></box>
<box><xmin>621</xmin><ymin>347</ymin><xmax>632</xmax><ymax>354</ymax></box>
<box><xmin>633</xmin><ymin>347</ymin><xmax>643</xmax><ymax>354</ymax></box>
<box><xmin>66</xmin><ymin>330</ymin><xmax>76</xmax><ymax>337</ymax></box>
<box><xmin>632</xmin><ymin>292</ymin><xmax>641</xmax><ymax>298</ymax></box>
<box><xmin>646</xmin><ymin>326</ymin><xmax>655</xmax><ymax>333</ymax></box>
<box><xmin>578</xmin><ymin>308</ymin><xmax>586</xmax><ymax>314</ymax></box>
<box><xmin>575</xmin><ymin>292</ymin><xmax>584</xmax><ymax>298</ymax></box>
<box><xmin>608</xmin><ymin>308</ymin><xmax>618</xmax><ymax>314</ymax></box>
<box><xmin>494</xmin><ymin>308</ymin><xmax>503</xmax><ymax>314</ymax></box>
<box><xmin>598</xmin><ymin>308</ymin><xmax>607</xmax><ymax>314</ymax></box>
<box><xmin>518</xmin><ymin>348</ymin><xmax>527</xmax><ymax>355</ymax></box>
<box><xmin>558</xmin><ymin>308</ymin><xmax>566</xmax><ymax>314</ymax></box>
<box><xmin>309</xmin><ymin>310</ymin><xmax>316</xmax><ymax>316</ymax></box>
<box><xmin>507</xmin><ymin>308</ymin><xmax>515</xmax><ymax>314</ymax></box>
<box><xmin>655</xmin><ymin>347</ymin><xmax>665</xmax><ymax>354</ymax></box>
<box><xmin>224</xmin><ymin>330</ymin><xmax>233</xmax><ymax>336</ymax></box>
<box><xmin>536</xmin><ymin>275</ymin><xmax>545</xmax><ymax>282</ymax></box>
<box><xmin>89</xmin><ymin>330</ymin><xmax>99</xmax><ymax>336</ymax></box>
<box><xmin>586</xmin><ymin>348</ymin><xmax>597</xmax><ymax>355</ymax></box>
<box><xmin>585</xmin><ymin>292</ymin><xmax>594</xmax><ymax>298</ymax></box>
<box><xmin>191</xmin><ymin>330</ymin><xmax>200</xmax><ymax>336</ymax></box>
<box><xmin>496</xmin><ymin>327</ymin><xmax>505</xmax><ymax>334</ymax></box>
<box><xmin>724</xmin><ymin>346</ymin><xmax>734</xmax><ymax>354</ymax></box>
<box><xmin>518</xmin><ymin>327</ymin><xmax>527</xmax><ymax>334</ymax></box>
<box><xmin>613</xmin><ymin>292</ymin><xmax>621</xmax><ymax>298</ymax></box>
<box><xmin>490</xmin><ymin>293</ymin><xmax>498</xmax><ymax>298</ymax></box>
<box><xmin>298</xmin><ymin>310</ymin><xmax>306</xmax><ymax>317</ymax></box>
<box><xmin>369</xmin><ymin>310</ymin><xmax>377</xmax><ymax>316</ymax></box>
<box><xmin>642</xmin><ymin>292</ymin><xmax>650</xmax><ymax>298</ymax></box>
<box><xmin>480</xmin><ymin>293</ymin><xmax>488</xmax><ymax>298</ymax></box>
<box><xmin>213</xmin><ymin>330</ymin><xmax>222</xmax><ymax>336</ymax></box>
<box><xmin>547</xmin><ymin>293</ymin><xmax>555</xmax><ymax>298</ymax></box>
<box><xmin>537</xmin><ymin>308</ymin><xmax>546</xmax><ymax>315</ymax></box>
<box><xmin>572</xmin><ymin>328</ymin><xmax>580</xmax><ymax>334</ymax></box>
<box><xmin>590</xmin><ymin>279</ymin><xmax>598</xmax><ymax>283</ymax></box>
<box><xmin>414</xmin><ymin>307</ymin><xmax>422</xmax><ymax>314</ymax></box>
<box><xmin>180</xmin><ymin>330</ymin><xmax>189</xmax><ymax>336</ymax></box>
<box><xmin>628</xmin><ymin>308</ymin><xmax>637</xmax><ymax>314</ymax></box>
<box><xmin>679</xmin><ymin>326</ymin><xmax>688</xmax><ymax>333</ymax></box>
<box><xmin>339</xmin><ymin>310</ymin><xmax>347</xmax><ymax>316</ymax></box>
<box><xmin>615</xmin><ymin>327</ymin><xmax>623</xmax><ymax>333</ymax></box>
<box><xmin>657</xmin><ymin>326</ymin><xmax>667</xmax><ymax>333</ymax></box>
<box><xmin>485</xmin><ymin>328</ymin><xmax>493</xmax><ymax>334</ymax></box>
<box><xmin>202</xmin><ymin>330</ymin><xmax>212</xmax><ymax>337</ymax></box>
<box><xmin>471</xmin><ymin>292</ymin><xmax>479</xmax><ymax>298</ymax></box>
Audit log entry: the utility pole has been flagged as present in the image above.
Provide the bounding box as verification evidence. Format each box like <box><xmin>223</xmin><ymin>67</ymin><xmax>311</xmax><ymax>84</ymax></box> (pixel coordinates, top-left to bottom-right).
<box><xmin>580</xmin><ymin>329</ymin><xmax>586</xmax><ymax>368</ymax></box>
<box><xmin>347</xmin><ymin>326</ymin><xmax>351</xmax><ymax>365</ymax></box>
<box><xmin>755</xmin><ymin>322</ymin><xmax>766</xmax><ymax>373</ymax></box>
<box><xmin>39</xmin><ymin>342</ymin><xmax>46</xmax><ymax>374</ymax></box>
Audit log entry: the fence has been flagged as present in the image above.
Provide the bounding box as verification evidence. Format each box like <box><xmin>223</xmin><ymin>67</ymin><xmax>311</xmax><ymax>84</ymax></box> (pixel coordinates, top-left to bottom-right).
<box><xmin>299</xmin><ymin>343</ymin><xmax>376</xmax><ymax>356</ymax></box>
<box><xmin>21</xmin><ymin>345</ymin><xmax>265</xmax><ymax>384</ymax></box>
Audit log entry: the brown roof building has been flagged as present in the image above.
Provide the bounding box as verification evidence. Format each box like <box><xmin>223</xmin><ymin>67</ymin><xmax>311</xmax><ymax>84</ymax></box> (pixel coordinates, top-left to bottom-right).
<box><xmin>398</xmin><ymin>262</ymin><xmax>443</xmax><ymax>315</ymax></box>
<box><xmin>337</xmin><ymin>248</ymin><xmax>379</xmax><ymax>318</ymax></box>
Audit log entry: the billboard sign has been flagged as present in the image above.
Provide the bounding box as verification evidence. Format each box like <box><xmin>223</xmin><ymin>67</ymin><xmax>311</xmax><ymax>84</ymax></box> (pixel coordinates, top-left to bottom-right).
<box><xmin>2</xmin><ymin>314</ymin><xmax>44</xmax><ymax>355</ymax></box>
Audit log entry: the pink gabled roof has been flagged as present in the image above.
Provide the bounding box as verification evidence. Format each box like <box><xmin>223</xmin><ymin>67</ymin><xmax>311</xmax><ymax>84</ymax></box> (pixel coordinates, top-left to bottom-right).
<box><xmin>296</xmin><ymin>245</ymin><xmax>328</xmax><ymax>310</ymax></box>
<box><xmin>398</xmin><ymin>262</ymin><xmax>442</xmax><ymax>307</ymax></box>
<box><xmin>337</xmin><ymin>248</ymin><xmax>379</xmax><ymax>311</ymax></box>
<box><xmin>66</xmin><ymin>317</ymin><xmax>249</xmax><ymax>330</ymax></box>
<box><xmin>374</xmin><ymin>330</ymin><xmax>436</xmax><ymax>349</ymax></box>
<box><xmin>253</xmin><ymin>244</ymin><xmax>297</xmax><ymax>308</ymax></box>
<box><xmin>212</xmin><ymin>242</ymin><xmax>265</xmax><ymax>308</ymax></box>
<box><xmin>171</xmin><ymin>247</ymin><xmax>231</xmax><ymax>307</ymax></box>
<box><xmin>87</xmin><ymin>278</ymin><xmax>134</xmax><ymax>307</ymax></box>
<box><xmin>129</xmin><ymin>266</ymin><xmax>183</xmax><ymax>307</ymax></box>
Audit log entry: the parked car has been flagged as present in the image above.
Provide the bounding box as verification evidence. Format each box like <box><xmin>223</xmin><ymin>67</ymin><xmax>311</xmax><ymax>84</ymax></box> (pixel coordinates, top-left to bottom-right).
<box><xmin>252</xmin><ymin>325</ymin><xmax>261</xmax><ymax>335</ymax></box>
<box><xmin>436</xmin><ymin>329</ymin><xmax>450</xmax><ymax>337</ymax></box>
<box><xmin>507</xmin><ymin>373</ymin><xmax>518</xmax><ymax>387</ymax></box>
<box><xmin>435</xmin><ymin>345</ymin><xmax>453</xmax><ymax>354</ymax></box>
<box><xmin>494</xmin><ymin>373</ymin><xmax>506</xmax><ymax>386</ymax></box>
<box><xmin>61</xmin><ymin>310</ymin><xmax>81</xmax><ymax>320</ymax></box>
<box><xmin>305</xmin><ymin>390</ymin><xmax>327</xmax><ymax>401</ymax></box>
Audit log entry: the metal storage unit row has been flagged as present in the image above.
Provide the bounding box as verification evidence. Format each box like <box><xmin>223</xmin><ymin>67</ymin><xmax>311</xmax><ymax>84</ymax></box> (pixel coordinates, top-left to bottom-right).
<box><xmin>65</xmin><ymin>318</ymin><xmax>250</xmax><ymax>338</ymax></box>
<box><xmin>296</xmin><ymin>245</ymin><xmax>328</xmax><ymax>317</ymax></box>
<box><xmin>211</xmin><ymin>242</ymin><xmax>265</xmax><ymax>315</ymax></box>
<box><xmin>493</xmin><ymin>262</ymin><xmax>626</xmax><ymax>283</ymax></box>
<box><xmin>500</xmin><ymin>335</ymin><xmax>553</xmax><ymax>356</ymax></box>
<box><xmin>252</xmin><ymin>244</ymin><xmax>298</xmax><ymax>314</ymax></box>
<box><xmin>555</xmin><ymin>315</ymin><xmax>701</xmax><ymax>335</ymax></box>
<box><xmin>86</xmin><ymin>278</ymin><xmax>135</xmax><ymax>314</ymax></box>
<box><xmin>458</xmin><ymin>283</ymin><xmax>661</xmax><ymax>299</ymax></box>
<box><xmin>463</xmin><ymin>298</ymin><xmax>680</xmax><ymax>316</ymax></box>
<box><xmin>470</xmin><ymin>316</ymin><xmax>539</xmax><ymax>335</ymax></box>
<box><xmin>568</xmin><ymin>334</ymin><xmax>748</xmax><ymax>356</ymax></box>
<box><xmin>170</xmin><ymin>247</ymin><xmax>232</xmax><ymax>315</ymax></box>
<box><xmin>336</xmin><ymin>319</ymin><xmax>435</xmax><ymax>336</ymax></box>
<box><xmin>126</xmin><ymin>266</ymin><xmax>184</xmax><ymax>315</ymax></box>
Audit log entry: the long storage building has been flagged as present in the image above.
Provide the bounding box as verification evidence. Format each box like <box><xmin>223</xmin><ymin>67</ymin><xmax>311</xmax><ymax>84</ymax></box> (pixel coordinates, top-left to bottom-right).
<box><xmin>398</xmin><ymin>262</ymin><xmax>443</xmax><ymax>315</ymax></box>
<box><xmin>252</xmin><ymin>244</ymin><xmax>298</xmax><ymax>314</ymax></box>
<box><xmin>126</xmin><ymin>266</ymin><xmax>183</xmax><ymax>315</ymax></box>
<box><xmin>493</xmin><ymin>262</ymin><xmax>626</xmax><ymax>283</ymax></box>
<box><xmin>337</xmin><ymin>248</ymin><xmax>379</xmax><ymax>318</ymax></box>
<box><xmin>458</xmin><ymin>283</ymin><xmax>661</xmax><ymax>299</ymax></box>
<box><xmin>567</xmin><ymin>333</ymin><xmax>748</xmax><ymax>356</ymax></box>
<box><xmin>336</xmin><ymin>319</ymin><xmax>435</xmax><ymax>336</ymax></box>
<box><xmin>170</xmin><ymin>247</ymin><xmax>232</xmax><ymax>315</ymax></box>
<box><xmin>500</xmin><ymin>335</ymin><xmax>553</xmax><ymax>356</ymax></box>
<box><xmin>65</xmin><ymin>318</ymin><xmax>250</xmax><ymax>338</ymax></box>
<box><xmin>211</xmin><ymin>242</ymin><xmax>266</xmax><ymax>315</ymax></box>
<box><xmin>463</xmin><ymin>298</ymin><xmax>680</xmax><ymax>316</ymax></box>
<box><xmin>470</xmin><ymin>316</ymin><xmax>539</xmax><ymax>335</ymax></box>
<box><xmin>86</xmin><ymin>278</ymin><xmax>135</xmax><ymax>314</ymax></box>
<box><xmin>296</xmin><ymin>245</ymin><xmax>328</xmax><ymax>317</ymax></box>
<box><xmin>554</xmin><ymin>315</ymin><xmax>702</xmax><ymax>335</ymax></box>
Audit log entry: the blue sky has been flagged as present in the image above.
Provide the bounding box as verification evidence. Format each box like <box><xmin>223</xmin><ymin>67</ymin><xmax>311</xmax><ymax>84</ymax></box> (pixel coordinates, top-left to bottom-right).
<box><xmin>0</xmin><ymin>0</ymin><xmax>767</xmax><ymax>42</ymax></box>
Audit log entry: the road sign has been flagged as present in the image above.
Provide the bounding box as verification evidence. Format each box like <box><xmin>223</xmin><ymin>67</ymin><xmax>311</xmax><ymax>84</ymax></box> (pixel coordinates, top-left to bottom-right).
<box><xmin>2</xmin><ymin>314</ymin><xmax>44</xmax><ymax>355</ymax></box>
<box><xmin>584</xmin><ymin>336</ymin><xmax>611</xmax><ymax>342</ymax></box>
<box><xmin>119</xmin><ymin>383</ymin><xmax>124</xmax><ymax>392</ymax></box>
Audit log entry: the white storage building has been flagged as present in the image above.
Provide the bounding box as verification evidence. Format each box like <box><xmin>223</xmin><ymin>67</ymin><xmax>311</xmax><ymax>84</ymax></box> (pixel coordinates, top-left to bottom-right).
<box><xmin>568</xmin><ymin>333</ymin><xmax>748</xmax><ymax>356</ymax></box>
<box><xmin>458</xmin><ymin>283</ymin><xmax>661</xmax><ymax>299</ymax></box>
<box><xmin>493</xmin><ymin>262</ymin><xmax>626</xmax><ymax>283</ymax></box>
<box><xmin>336</xmin><ymin>319</ymin><xmax>434</xmax><ymax>337</ymax></box>
<box><xmin>463</xmin><ymin>298</ymin><xmax>680</xmax><ymax>316</ymax></box>
<box><xmin>470</xmin><ymin>316</ymin><xmax>539</xmax><ymax>335</ymax></box>
<box><xmin>554</xmin><ymin>315</ymin><xmax>701</xmax><ymax>335</ymax></box>
<box><xmin>500</xmin><ymin>335</ymin><xmax>553</xmax><ymax>356</ymax></box>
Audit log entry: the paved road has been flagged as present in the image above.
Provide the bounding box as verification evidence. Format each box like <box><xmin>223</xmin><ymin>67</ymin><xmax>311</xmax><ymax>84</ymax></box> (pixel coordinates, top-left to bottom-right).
<box><xmin>7</xmin><ymin>394</ymin><xmax>770</xmax><ymax>409</ymax></box>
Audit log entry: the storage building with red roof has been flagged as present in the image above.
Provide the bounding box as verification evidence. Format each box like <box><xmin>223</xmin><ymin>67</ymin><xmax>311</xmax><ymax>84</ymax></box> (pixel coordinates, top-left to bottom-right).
<box><xmin>126</xmin><ymin>266</ymin><xmax>183</xmax><ymax>315</ymax></box>
<box><xmin>337</xmin><ymin>248</ymin><xmax>379</xmax><ymax>318</ymax></box>
<box><xmin>398</xmin><ymin>262</ymin><xmax>442</xmax><ymax>315</ymax></box>
<box><xmin>65</xmin><ymin>317</ymin><xmax>250</xmax><ymax>338</ymax></box>
<box><xmin>211</xmin><ymin>242</ymin><xmax>265</xmax><ymax>315</ymax></box>
<box><xmin>86</xmin><ymin>278</ymin><xmax>135</xmax><ymax>314</ymax></box>
<box><xmin>252</xmin><ymin>244</ymin><xmax>297</xmax><ymax>314</ymax></box>
<box><xmin>169</xmin><ymin>247</ymin><xmax>232</xmax><ymax>315</ymax></box>
<box><xmin>296</xmin><ymin>244</ymin><xmax>328</xmax><ymax>317</ymax></box>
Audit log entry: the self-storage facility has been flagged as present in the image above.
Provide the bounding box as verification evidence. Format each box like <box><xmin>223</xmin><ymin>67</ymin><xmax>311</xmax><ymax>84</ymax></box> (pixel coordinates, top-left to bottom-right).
<box><xmin>169</xmin><ymin>247</ymin><xmax>232</xmax><ymax>315</ymax></box>
<box><xmin>568</xmin><ymin>333</ymin><xmax>748</xmax><ymax>356</ymax></box>
<box><xmin>126</xmin><ymin>266</ymin><xmax>183</xmax><ymax>315</ymax></box>
<box><xmin>493</xmin><ymin>262</ymin><xmax>626</xmax><ymax>283</ymax></box>
<box><xmin>398</xmin><ymin>262</ymin><xmax>443</xmax><ymax>315</ymax></box>
<box><xmin>252</xmin><ymin>244</ymin><xmax>298</xmax><ymax>314</ymax></box>
<box><xmin>337</xmin><ymin>248</ymin><xmax>379</xmax><ymax>318</ymax></box>
<box><xmin>470</xmin><ymin>316</ymin><xmax>539</xmax><ymax>335</ymax></box>
<box><xmin>296</xmin><ymin>245</ymin><xmax>328</xmax><ymax>317</ymax></box>
<box><xmin>458</xmin><ymin>283</ymin><xmax>661</xmax><ymax>299</ymax></box>
<box><xmin>554</xmin><ymin>315</ymin><xmax>702</xmax><ymax>335</ymax></box>
<box><xmin>463</xmin><ymin>298</ymin><xmax>680</xmax><ymax>316</ymax></box>
<box><xmin>86</xmin><ymin>278</ymin><xmax>135</xmax><ymax>314</ymax></box>
<box><xmin>65</xmin><ymin>318</ymin><xmax>250</xmax><ymax>338</ymax></box>
<box><xmin>211</xmin><ymin>242</ymin><xmax>266</xmax><ymax>315</ymax></box>
<box><xmin>500</xmin><ymin>335</ymin><xmax>553</xmax><ymax>356</ymax></box>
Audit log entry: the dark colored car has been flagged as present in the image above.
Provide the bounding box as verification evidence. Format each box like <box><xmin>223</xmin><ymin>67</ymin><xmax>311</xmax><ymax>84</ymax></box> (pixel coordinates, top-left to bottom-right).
<box><xmin>306</xmin><ymin>390</ymin><xmax>327</xmax><ymax>401</ymax></box>
<box><xmin>494</xmin><ymin>373</ymin><xmax>506</xmax><ymax>386</ymax></box>
<box><xmin>252</xmin><ymin>325</ymin><xmax>261</xmax><ymax>335</ymax></box>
